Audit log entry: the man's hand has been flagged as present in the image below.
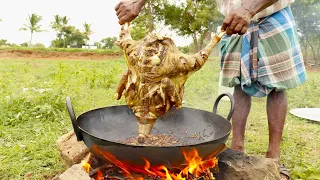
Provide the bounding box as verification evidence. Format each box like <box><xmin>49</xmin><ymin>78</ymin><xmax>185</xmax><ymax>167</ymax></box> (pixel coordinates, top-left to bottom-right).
<box><xmin>221</xmin><ymin>0</ymin><xmax>279</xmax><ymax>35</ymax></box>
<box><xmin>115</xmin><ymin>0</ymin><xmax>146</xmax><ymax>25</ymax></box>
<box><xmin>221</xmin><ymin>7</ymin><xmax>254</xmax><ymax>35</ymax></box>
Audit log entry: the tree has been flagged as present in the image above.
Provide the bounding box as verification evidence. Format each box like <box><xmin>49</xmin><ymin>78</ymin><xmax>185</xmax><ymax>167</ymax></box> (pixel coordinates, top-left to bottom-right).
<box><xmin>51</xmin><ymin>15</ymin><xmax>62</xmax><ymax>32</ymax></box>
<box><xmin>51</xmin><ymin>15</ymin><xmax>70</xmax><ymax>48</ymax></box>
<box><xmin>83</xmin><ymin>22</ymin><xmax>93</xmax><ymax>47</ymax></box>
<box><xmin>20</xmin><ymin>14</ymin><xmax>44</xmax><ymax>46</ymax></box>
<box><xmin>0</xmin><ymin>39</ymin><xmax>7</xmax><ymax>46</ymax></box>
<box><xmin>130</xmin><ymin>0</ymin><xmax>167</xmax><ymax>40</ymax></box>
<box><xmin>100</xmin><ymin>37</ymin><xmax>117</xmax><ymax>49</ymax></box>
<box><xmin>292</xmin><ymin>0</ymin><xmax>320</xmax><ymax>64</ymax></box>
<box><xmin>67</xmin><ymin>29</ymin><xmax>86</xmax><ymax>47</ymax></box>
<box><xmin>129</xmin><ymin>0</ymin><xmax>223</xmax><ymax>52</ymax></box>
<box><xmin>130</xmin><ymin>26</ymin><xmax>149</xmax><ymax>40</ymax></box>
<box><xmin>162</xmin><ymin>0</ymin><xmax>223</xmax><ymax>52</ymax></box>
<box><xmin>94</xmin><ymin>42</ymin><xmax>102</xmax><ymax>49</ymax></box>
<box><xmin>0</xmin><ymin>39</ymin><xmax>18</xmax><ymax>47</ymax></box>
<box><xmin>51</xmin><ymin>25</ymin><xmax>86</xmax><ymax>48</ymax></box>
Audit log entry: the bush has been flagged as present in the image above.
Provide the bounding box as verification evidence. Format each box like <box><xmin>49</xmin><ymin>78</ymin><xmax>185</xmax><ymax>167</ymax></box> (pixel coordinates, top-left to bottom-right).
<box><xmin>0</xmin><ymin>39</ymin><xmax>8</xmax><ymax>46</ymax></box>
<box><xmin>20</xmin><ymin>42</ymin><xmax>29</xmax><ymax>47</ymax></box>
<box><xmin>31</xmin><ymin>43</ymin><xmax>46</xmax><ymax>48</ymax></box>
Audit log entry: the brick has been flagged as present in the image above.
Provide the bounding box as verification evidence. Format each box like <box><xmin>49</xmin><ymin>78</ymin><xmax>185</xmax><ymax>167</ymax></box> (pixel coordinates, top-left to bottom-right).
<box><xmin>57</xmin><ymin>164</ymin><xmax>91</xmax><ymax>180</ymax></box>
<box><xmin>57</xmin><ymin>130</ymin><xmax>89</xmax><ymax>167</ymax></box>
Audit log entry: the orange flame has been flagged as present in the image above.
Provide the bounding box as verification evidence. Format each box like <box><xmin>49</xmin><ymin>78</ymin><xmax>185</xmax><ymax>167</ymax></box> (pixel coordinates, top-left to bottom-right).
<box><xmin>178</xmin><ymin>148</ymin><xmax>218</xmax><ymax>178</ymax></box>
<box><xmin>88</xmin><ymin>144</ymin><xmax>226</xmax><ymax>180</ymax></box>
<box><xmin>81</xmin><ymin>160</ymin><xmax>91</xmax><ymax>173</ymax></box>
<box><xmin>96</xmin><ymin>170</ymin><xmax>104</xmax><ymax>180</ymax></box>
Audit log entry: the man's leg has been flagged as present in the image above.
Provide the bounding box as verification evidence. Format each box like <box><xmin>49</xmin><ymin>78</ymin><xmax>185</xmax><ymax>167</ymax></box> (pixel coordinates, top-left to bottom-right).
<box><xmin>266</xmin><ymin>90</ymin><xmax>287</xmax><ymax>158</ymax></box>
<box><xmin>231</xmin><ymin>85</ymin><xmax>251</xmax><ymax>152</ymax></box>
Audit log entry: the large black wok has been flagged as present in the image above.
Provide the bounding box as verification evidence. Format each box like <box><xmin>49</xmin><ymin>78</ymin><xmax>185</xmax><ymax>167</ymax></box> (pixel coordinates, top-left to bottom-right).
<box><xmin>66</xmin><ymin>93</ymin><xmax>234</xmax><ymax>167</ymax></box>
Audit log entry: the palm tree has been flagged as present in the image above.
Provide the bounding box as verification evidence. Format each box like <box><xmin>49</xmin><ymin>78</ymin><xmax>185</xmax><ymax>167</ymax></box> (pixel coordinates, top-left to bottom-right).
<box><xmin>20</xmin><ymin>14</ymin><xmax>44</xmax><ymax>46</ymax></box>
<box><xmin>51</xmin><ymin>15</ymin><xmax>62</xmax><ymax>32</ymax></box>
<box><xmin>61</xmin><ymin>16</ymin><xmax>70</xmax><ymax>48</ymax></box>
<box><xmin>61</xmin><ymin>16</ymin><xmax>69</xmax><ymax>26</ymax></box>
<box><xmin>83</xmin><ymin>22</ymin><xmax>93</xmax><ymax>48</ymax></box>
<box><xmin>51</xmin><ymin>15</ymin><xmax>70</xmax><ymax>48</ymax></box>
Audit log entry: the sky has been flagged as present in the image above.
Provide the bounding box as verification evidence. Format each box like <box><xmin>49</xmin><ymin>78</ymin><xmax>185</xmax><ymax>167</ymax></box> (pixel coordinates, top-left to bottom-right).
<box><xmin>0</xmin><ymin>0</ymin><xmax>192</xmax><ymax>47</ymax></box>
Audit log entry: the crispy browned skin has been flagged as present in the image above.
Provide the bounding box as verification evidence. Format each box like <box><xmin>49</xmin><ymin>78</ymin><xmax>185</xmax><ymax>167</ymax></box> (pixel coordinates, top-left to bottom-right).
<box><xmin>116</xmin><ymin>24</ymin><xmax>224</xmax><ymax>143</ymax></box>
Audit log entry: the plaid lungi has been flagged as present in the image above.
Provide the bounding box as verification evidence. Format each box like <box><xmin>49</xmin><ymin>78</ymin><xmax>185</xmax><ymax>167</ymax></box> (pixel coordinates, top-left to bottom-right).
<box><xmin>220</xmin><ymin>7</ymin><xmax>307</xmax><ymax>97</ymax></box>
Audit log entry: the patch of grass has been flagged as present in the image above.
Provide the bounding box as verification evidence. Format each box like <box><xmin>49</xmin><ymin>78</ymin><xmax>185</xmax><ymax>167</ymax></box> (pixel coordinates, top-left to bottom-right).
<box><xmin>0</xmin><ymin>58</ymin><xmax>126</xmax><ymax>180</ymax></box>
<box><xmin>0</xmin><ymin>58</ymin><xmax>319</xmax><ymax>179</ymax></box>
<box><xmin>0</xmin><ymin>46</ymin><xmax>122</xmax><ymax>54</ymax></box>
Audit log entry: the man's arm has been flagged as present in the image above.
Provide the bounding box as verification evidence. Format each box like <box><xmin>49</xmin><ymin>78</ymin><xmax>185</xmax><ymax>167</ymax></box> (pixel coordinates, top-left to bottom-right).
<box><xmin>115</xmin><ymin>0</ymin><xmax>146</xmax><ymax>25</ymax></box>
<box><xmin>243</xmin><ymin>0</ymin><xmax>279</xmax><ymax>16</ymax></box>
<box><xmin>221</xmin><ymin>0</ymin><xmax>279</xmax><ymax>35</ymax></box>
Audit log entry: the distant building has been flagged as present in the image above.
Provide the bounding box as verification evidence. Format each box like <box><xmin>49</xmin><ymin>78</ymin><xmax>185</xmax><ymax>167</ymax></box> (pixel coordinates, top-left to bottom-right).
<box><xmin>82</xmin><ymin>45</ymin><xmax>98</xmax><ymax>49</ymax></box>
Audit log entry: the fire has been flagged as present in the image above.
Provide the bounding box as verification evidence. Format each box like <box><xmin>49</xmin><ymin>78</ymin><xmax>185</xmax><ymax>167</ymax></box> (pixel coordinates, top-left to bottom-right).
<box><xmin>81</xmin><ymin>160</ymin><xmax>91</xmax><ymax>173</ymax></box>
<box><xmin>83</xmin><ymin>144</ymin><xmax>226</xmax><ymax>180</ymax></box>
<box><xmin>179</xmin><ymin>148</ymin><xmax>218</xmax><ymax>178</ymax></box>
<box><xmin>96</xmin><ymin>170</ymin><xmax>104</xmax><ymax>180</ymax></box>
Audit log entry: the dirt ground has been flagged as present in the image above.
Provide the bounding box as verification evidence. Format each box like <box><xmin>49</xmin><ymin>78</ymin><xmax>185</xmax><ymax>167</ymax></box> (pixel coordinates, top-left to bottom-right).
<box><xmin>0</xmin><ymin>49</ymin><xmax>122</xmax><ymax>60</ymax></box>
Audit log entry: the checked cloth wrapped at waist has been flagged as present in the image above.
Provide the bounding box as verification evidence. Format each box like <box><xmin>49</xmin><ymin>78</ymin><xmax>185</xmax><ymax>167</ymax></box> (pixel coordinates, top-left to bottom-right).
<box><xmin>220</xmin><ymin>7</ymin><xmax>307</xmax><ymax>97</ymax></box>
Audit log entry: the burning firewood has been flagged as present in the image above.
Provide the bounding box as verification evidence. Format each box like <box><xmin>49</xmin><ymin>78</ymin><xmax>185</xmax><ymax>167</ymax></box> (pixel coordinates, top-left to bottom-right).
<box><xmin>89</xmin><ymin>164</ymin><xmax>113</xmax><ymax>176</ymax></box>
<box><xmin>115</xmin><ymin>23</ymin><xmax>224</xmax><ymax>143</ymax></box>
<box><xmin>203</xmin><ymin>169</ymin><xmax>215</xmax><ymax>180</ymax></box>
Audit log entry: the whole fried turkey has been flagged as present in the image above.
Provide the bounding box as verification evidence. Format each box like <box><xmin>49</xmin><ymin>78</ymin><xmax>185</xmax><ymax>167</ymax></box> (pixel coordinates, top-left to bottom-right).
<box><xmin>115</xmin><ymin>23</ymin><xmax>224</xmax><ymax>143</ymax></box>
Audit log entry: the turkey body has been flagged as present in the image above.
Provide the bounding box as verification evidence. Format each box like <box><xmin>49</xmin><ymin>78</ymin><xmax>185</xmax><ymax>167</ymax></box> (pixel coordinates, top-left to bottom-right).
<box><xmin>115</xmin><ymin>25</ymin><xmax>224</xmax><ymax>143</ymax></box>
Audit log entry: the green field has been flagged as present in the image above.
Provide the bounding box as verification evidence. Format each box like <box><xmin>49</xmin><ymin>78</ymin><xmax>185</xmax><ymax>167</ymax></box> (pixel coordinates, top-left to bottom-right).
<box><xmin>0</xmin><ymin>46</ymin><xmax>122</xmax><ymax>54</ymax></box>
<box><xmin>0</xmin><ymin>57</ymin><xmax>319</xmax><ymax>180</ymax></box>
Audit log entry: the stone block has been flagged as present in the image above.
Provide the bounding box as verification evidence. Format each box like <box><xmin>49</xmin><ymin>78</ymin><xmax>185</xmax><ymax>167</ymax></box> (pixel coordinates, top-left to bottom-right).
<box><xmin>57</xmin><ymin>130</ymin><xmax>89</xmax><ymax>167</ymax></box>
<box><xmin>57</xmin><ymin>164</ymin><xmax>91</xmax><ymax>180</ymax></box>
<box><xmin>214</xmin><ymin>149</ymin><xmax>280</xmax><ymax>180</ymax></box>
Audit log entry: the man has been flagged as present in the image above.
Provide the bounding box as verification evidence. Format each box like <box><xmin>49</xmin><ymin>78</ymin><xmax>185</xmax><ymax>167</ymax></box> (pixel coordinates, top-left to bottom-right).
<box><xmin>115</xmin><ymin>0</ymin><xmax>307</xmax><ymax>179</ymax></box>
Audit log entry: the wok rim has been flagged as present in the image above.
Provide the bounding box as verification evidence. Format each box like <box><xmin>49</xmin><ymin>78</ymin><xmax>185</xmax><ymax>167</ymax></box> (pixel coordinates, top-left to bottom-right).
<box><xmin>76</xmin><ymin>105</ymin><xmax>231</xmax><ymax>148</ymax></box>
